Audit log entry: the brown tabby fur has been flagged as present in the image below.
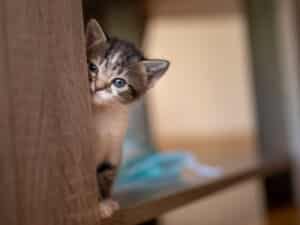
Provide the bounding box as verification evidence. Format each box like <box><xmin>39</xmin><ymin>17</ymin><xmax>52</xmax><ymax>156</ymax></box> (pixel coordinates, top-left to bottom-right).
<box><xmin>86</xmin><ymin>19</ymin><xmax>169</xmax><ymax>218</ymax></box>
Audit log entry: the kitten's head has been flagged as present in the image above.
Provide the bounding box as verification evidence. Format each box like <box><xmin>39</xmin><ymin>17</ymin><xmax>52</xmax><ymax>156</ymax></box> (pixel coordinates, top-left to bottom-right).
<box><xmin>86</xmin><ymin>19</ymin><xmax>169</xmax><ymax>106</ymax></box>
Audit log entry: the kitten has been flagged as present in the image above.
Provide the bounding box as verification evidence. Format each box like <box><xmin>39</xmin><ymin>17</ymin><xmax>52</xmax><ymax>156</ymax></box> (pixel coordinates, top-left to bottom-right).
<box><xmin>86</xmin><ymin>19</ymin><xmax>169</xmax><ymax>218</ymax></box>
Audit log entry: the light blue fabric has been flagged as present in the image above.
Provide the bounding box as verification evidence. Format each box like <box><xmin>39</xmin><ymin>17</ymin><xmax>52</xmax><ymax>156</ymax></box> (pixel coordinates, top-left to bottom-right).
<box><xmin>116</xmin><ymin>150</ymin><xmax>222</xmax><ymax>190</ymax></box>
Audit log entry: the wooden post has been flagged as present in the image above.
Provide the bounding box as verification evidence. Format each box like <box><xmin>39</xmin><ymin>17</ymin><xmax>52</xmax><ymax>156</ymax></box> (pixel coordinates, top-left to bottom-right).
<box><xmin>0</xmin><ymin>0</ymin><xmax>101</xmax><ymax>225</ymax></box>
<box><xmin>246</xmin><ymin>0</ymin><xmax>296</xmax><ymax>208</ymax></box>
<box><xmin>277</xmin><ymin>0</ymin><xmax>300</xmax><ymax>206</ymax></box>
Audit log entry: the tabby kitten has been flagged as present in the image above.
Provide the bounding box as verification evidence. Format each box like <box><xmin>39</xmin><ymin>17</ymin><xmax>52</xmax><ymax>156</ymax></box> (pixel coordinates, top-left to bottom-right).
<box><xmin>86</xmin><ymin>19</ymin><xmax>169</xmax><ymax>218</ymax></box>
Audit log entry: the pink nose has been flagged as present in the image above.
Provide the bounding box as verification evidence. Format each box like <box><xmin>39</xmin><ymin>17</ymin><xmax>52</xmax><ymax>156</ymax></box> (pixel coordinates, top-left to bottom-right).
<box><xmin>94</xmin><ymin>77</ymin><xmax>109</xmax><ymax>91</ymax></box>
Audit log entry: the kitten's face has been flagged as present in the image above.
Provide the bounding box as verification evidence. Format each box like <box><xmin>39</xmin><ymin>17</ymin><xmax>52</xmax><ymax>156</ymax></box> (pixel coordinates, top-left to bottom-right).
<box><xmin>86</xmin><ymin>19</ymin><xmax>169</xmax><ymax>106</ymax></box>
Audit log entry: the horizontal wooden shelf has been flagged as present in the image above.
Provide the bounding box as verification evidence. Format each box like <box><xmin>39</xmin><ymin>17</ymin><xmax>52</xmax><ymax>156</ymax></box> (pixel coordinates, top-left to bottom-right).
<box><xmin>102</xmin><ymin>155</ymin><xmax>290</xmax><ymax>225</ymax></box>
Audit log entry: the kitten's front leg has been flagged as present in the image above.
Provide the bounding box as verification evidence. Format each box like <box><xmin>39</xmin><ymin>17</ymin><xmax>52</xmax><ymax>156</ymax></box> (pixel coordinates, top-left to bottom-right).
<box><xmin>97</xmin><ymin>161</ymin><xmax>120</xmax><ymax>218</ymax></box>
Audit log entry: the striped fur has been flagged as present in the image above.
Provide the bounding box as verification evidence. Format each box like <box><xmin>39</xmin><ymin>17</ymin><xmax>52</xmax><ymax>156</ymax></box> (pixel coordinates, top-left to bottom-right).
<box><xmin>87</xmin><ymin>37</ymin><xmax>150</xmax><ymax>105</ymax></box>
<box><xmin>86</xmin><ymin>19</ymin><xmax>169</xmax><ymax>218</ymax></box>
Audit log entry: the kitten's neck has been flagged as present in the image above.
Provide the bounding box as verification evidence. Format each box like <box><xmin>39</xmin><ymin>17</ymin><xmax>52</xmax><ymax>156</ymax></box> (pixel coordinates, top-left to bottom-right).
<box><xmin>91</xmin><ymin>103</ymin><xmax>130</xmax><ymax>167</ymax></box>
<box><xmin>92</xmin><ymin>103</ymin><xmax>129</xmax><ymax>132</ymax></box>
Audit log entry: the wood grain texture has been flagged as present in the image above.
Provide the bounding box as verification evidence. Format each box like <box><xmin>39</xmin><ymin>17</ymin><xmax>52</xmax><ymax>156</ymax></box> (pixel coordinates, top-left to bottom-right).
<box><xmin>0</xmin><ymin>1</ymin><xmax>17</xmax><ymax>225</ymax></box>
<box><xmin>0</xmin><ymin>0</ymin><xmax>101</xmax><ymax>224</ymax></box>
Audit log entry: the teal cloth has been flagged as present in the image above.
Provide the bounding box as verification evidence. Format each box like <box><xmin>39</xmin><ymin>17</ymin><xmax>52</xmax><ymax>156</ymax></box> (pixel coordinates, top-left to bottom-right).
<box><xmin>116</xmin><ymin>150</ymin><xmax>221</xmax><ymax>190</ymax></box>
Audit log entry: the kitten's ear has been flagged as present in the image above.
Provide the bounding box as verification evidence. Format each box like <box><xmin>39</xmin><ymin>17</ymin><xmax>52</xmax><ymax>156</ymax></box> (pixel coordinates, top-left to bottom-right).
<box><xmin>139</xmin><ymin>59</ymin><xmax>170</xmax><ymax>88</ymax></box>
<box><xmin>86</xmin><ymin>19</ymin><xmax>107</xmax><ymax>49</ymax></box>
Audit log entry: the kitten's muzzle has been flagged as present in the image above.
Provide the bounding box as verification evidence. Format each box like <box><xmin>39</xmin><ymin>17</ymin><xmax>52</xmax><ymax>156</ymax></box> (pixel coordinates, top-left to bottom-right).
<box><xmin>89</xmin><ymin>72</ymin><xmax>97</xmax><ymax>82</ymax></box>
<box><xmin>89</xmin><ymin>76</ymin><xmax>109</xmax><ymax>93</ymax></box>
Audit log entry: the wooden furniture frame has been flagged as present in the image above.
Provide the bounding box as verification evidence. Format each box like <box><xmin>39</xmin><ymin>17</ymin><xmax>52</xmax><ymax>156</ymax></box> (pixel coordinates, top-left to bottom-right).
<box><xmin>0</xmin><ymin>0</ymin><xmax>101</xmax><ymax>224</ymax></box>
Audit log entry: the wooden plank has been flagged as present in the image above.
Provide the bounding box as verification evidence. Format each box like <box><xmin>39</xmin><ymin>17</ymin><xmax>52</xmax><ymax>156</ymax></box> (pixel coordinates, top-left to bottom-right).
<box><xmin>0</xmin><ymin>1</ymin><xmax>101</xmax><ymax>225</ymax></box>
<box><xmin>102</xmin><ymin>156</ymin><xmax>289</xmax><ymax>225</ymax></box>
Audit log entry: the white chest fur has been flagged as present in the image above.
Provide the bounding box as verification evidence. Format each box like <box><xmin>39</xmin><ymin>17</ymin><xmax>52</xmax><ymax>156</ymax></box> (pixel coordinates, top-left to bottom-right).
<box><xmin>92</xmin><ymin>105</ymin><xmax>129</xmax><ymax>166</ymax></box>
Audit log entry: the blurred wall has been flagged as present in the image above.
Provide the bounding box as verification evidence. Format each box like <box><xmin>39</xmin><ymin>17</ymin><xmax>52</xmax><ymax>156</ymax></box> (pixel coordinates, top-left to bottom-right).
<box><xmin>143</xmin><ymin>2</ymin><xmax>265</xmax><ymax>225</ymax></box>
<box><xmin>143</xmin><ymin>0</ymin><xmax>256</xmax><ymax>149</ymax></box>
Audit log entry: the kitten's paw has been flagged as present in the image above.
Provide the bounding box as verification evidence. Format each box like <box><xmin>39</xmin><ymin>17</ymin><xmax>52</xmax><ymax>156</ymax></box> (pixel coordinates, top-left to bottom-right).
<box><xmin>107</xmin><ymin>199</ymin><xmax>120</xmax><ymax>211</ymax></box>
<box><xmin>99</xmin><ymin>199</ymin><xmax>120</xmax><ymax>219</ymax></box>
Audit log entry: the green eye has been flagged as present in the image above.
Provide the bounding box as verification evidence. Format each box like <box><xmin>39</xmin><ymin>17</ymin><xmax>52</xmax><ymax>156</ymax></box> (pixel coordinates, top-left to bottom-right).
<box><xmin>112</xmin><ymin>78</ymin><xmax>127</xmax><ymax>88</ymax></box>
<box><xmin>89</xmin><ymin>63</ymin><xmax>98</xmax><ymax>73</ymax></box>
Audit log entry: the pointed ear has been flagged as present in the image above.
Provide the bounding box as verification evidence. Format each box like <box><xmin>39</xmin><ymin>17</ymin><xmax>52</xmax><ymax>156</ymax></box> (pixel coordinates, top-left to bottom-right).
<box><xmin>137</xmin><ymin>59</ymin><xmax>170</xmax><ymax>88</ymax></box>
<box><xmin>86</xmin><ymin>19</ymin><xmax>107</xmax><ymax>50</ymax></box>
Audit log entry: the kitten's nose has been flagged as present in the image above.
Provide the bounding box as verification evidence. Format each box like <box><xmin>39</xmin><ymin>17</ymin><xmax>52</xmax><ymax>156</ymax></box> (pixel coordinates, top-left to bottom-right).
<box><xmin>95</xmin><ymin>77</ymin><xmax>109</xmax><ymax>91</ymax></box>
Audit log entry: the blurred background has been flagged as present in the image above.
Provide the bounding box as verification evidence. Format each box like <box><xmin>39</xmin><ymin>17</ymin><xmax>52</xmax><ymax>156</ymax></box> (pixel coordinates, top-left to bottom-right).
<box><xmin>83</xmin><ymin>0</ymin><xmax>300</xmax><ymax>224</ymax></box>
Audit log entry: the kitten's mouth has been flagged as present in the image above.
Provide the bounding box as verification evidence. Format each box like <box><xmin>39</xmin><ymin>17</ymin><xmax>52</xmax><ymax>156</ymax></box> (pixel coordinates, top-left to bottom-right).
<box><xmin>90</xmin><ymin>82</ymin><xmax>104</xmax><ymax>94</ymax></box>
<box><xmin>95</xmin><ymin>87</ymin><xmax>106</xmax><ymax>92</ymax></box>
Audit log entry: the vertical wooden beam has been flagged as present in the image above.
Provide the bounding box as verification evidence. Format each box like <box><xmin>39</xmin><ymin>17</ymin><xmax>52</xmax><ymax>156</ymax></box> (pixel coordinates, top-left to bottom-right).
<box><xmin>0</xmin><ymin>0</ymin><xmax>101</xmax><ymax>225</ymax></box>
<box><xmin>0</xmin><ymin>2</ymin><xmax>17</xmax><ymax>225</ymax></box>
<box><xmin>246</xmin><ymin>0</ymin><xmax>289</xmax><ymax>156</ymax></box>
<box><xmin>245</xmin><ymin>0</ymin><xmax>295</xmax><ymax>208</ymax></box>
<box><xmin>277</xmin><ymin>0</ymin><xmax>300</xmax><ymax>205</ymax></box>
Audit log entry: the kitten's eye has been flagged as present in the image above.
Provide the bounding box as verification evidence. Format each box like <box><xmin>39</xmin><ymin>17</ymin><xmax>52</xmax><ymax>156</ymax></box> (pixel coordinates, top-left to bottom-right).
<box><xmin>89</xmin><ymin>63</ymin><xmax>98</xmax><ymax>73</ymax></box>
<box><xmin>112</xmin><ymin>78</ymin><xmax>127</xmax><ymax>88</ymax></box>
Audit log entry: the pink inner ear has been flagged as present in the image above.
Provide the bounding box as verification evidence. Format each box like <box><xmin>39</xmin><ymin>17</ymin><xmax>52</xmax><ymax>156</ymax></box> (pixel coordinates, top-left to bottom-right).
<box><xmin>87</xmin><ymin>32</ymin><xmax>97</xmax><ymax>47</ymax></box>
<box><xmin>144</xmin><ymin>60</ymin><xmax>169</xmax><ymax>77</ymax></box>
<box><xmin>86</xmin><ymin>19</ymin><xmax>107</xmax><ymax>49</ymax></box>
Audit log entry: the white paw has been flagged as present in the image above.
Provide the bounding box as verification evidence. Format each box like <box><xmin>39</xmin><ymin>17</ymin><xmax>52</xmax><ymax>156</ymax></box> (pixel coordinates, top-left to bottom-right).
<box><xmin>99</xmin><ymin>199</ymin><xmax>120</xmax><ymax>219</ymax></box>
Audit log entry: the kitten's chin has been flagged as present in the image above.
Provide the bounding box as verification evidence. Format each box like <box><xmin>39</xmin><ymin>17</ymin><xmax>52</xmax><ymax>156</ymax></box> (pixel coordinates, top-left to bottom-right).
<box><xmin>92</xmin><ymin>91</ymin><xmax>117</xmax><ymax>107</ymax></box>
<box><xmin>92</xmin><ymin>96</ymin><xmax>113</xmax><ymax>107</ymax></box>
